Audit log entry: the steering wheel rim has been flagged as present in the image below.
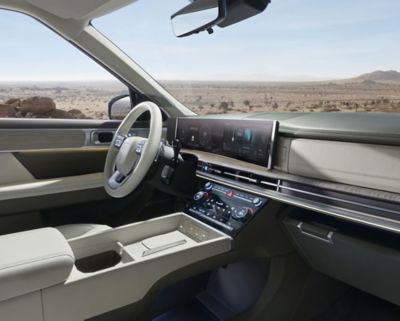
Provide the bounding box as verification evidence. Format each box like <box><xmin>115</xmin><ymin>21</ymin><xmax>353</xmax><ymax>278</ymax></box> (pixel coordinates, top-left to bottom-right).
<box><xmin>104</xmin><ymin>101</ymin><xmax>162</xmax><ymax>198</ymax></box>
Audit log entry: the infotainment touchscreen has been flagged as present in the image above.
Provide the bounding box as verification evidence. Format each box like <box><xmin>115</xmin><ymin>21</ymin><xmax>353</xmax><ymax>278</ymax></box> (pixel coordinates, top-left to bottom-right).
<box><xmin>175</xmin><ymin>118</ymin><xmax>278</xmax><ymax>168</ymax></box>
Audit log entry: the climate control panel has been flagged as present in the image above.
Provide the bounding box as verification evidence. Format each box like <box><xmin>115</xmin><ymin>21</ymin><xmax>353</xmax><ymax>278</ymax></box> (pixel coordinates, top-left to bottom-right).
<box><xmin>185</xmin><ymin>182</ymin><xmax>267</xmax><ymax>235</ymax></box>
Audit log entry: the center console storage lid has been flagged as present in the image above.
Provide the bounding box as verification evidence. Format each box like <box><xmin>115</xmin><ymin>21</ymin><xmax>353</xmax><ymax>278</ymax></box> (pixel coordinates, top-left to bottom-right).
<box><xmin>0</xmin><ymin>227</ymin><xmax>75</xmax><ymax>302</ymax></box>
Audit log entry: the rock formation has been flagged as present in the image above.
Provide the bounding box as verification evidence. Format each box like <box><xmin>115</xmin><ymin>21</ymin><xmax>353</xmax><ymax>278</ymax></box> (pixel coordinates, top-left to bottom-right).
<box><xmin>0</xmin><ymin>96</ymin><xmax>92</xmax><ymax>119</ymax></box>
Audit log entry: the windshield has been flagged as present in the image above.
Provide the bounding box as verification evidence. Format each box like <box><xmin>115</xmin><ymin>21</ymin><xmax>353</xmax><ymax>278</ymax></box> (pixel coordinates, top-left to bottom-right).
<box><xmin>94</xmin><ymin>0</ymin><xmax>400</xmax><ymax>115</ymax></box>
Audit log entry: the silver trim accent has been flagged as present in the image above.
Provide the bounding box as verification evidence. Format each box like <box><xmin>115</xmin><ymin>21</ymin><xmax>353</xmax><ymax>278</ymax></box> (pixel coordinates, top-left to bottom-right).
<box><xmin>279</xmin><ymin>184</ymin><xmax>400</xmax><ymax>217</ymax></box>
<box><xmin>196</xmin><ymin>171</ymin><xmax>400</xmax><ymax>235</ymax></box>
<box><xmin>199</xmin><ymin>162</ymin><xmax>400</xmax><ymax>217</ymax></box>
<box><xmin>223</xmin><ymin>171</ymin><xmax>258</xmax><ymax>183</ymax></box>
<box><xmin>142</xmin><ymin>239</ymin><xmax>187</xmax><ymax>257</ymax></box>
<box><xmin>268</xmin><ymin>120</ymin><xmax>278</xmax><ymax>169</ymax></box>
<box><xmin>276</xmin><ymin>179</ymin><xmax>281</xmax><ymax>192</ymax></box>
<box><xmin>259</xmin><ymin>180</ymin><xmax>279</xmax><ymax>189</ymax></box>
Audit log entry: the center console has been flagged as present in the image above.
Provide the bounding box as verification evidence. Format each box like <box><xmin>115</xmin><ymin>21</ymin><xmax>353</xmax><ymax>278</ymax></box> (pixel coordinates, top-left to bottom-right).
<box><xmin>0</xmin><ymin>213</ymin><xmax>231</xmax><ymax>321</ymax></box>
<box><xmin>185</xmin><ymin>181</ymin><xmax>268</xmax><ymax>235</ymax></box>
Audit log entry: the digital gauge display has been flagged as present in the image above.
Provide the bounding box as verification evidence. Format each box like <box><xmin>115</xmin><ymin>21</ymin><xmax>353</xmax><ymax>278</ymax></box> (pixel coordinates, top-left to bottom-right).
<box><xmin>175</xmin><ymin>118</ymin><xmax>278</xmax><ymax>168</ymax></box>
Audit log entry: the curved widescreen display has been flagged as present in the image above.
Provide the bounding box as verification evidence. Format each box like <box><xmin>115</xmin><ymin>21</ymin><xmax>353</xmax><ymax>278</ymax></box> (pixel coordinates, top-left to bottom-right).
<box><xmin>175</xmin><ymin>117</ymin><xmax>279</xmax><ymax>168</ymax></box>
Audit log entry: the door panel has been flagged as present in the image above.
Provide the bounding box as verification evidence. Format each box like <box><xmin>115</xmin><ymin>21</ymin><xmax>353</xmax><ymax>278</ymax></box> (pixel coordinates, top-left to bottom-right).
<box><xmin>14</xmin><ymin>149</ymin><xmax>107</xmax><ymax>179</ymax></box>
<box><xmin>0</xmin><ymin>119</ymin><xmax>157</xmax><ymax>151</ymax></box>
<box><xmin>0</xmin><ymin>118</ymin><xmax>166</xmax><ymax>218</ymax></box>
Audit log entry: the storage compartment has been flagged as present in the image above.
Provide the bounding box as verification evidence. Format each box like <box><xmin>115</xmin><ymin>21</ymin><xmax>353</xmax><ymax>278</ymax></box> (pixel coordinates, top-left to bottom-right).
<box><xmin>42</xmin><ymin>213</ymin><xmax>232</xmax><ymax>321</ymax></box>
<box><xmin>283</xmin><ymin>214</ymin><xmax>400</xmax><ymax>306</ymax></box>
<box><xmin>68</xmin><ymin>213</ymin><xmax>228</xmax><ymax>267</ymax></box>
<box><xmin>74</xmin><ymin>242</ymin><xmax>133</xmax><ymax>273</ymax></box>
<box><xmin>76</xmin><ymin>251</ymin><xmax>122</xmax><ymax>273</ymax></box>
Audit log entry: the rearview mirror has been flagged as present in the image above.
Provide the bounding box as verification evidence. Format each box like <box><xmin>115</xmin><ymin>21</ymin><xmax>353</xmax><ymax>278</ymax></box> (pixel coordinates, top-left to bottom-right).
<box><xmin>171</xmin><ymin>0</ymin><xmax>227</xmax><ymax>38</ymax></box>
<box><xmin>171</xmin><ymin>0</ymin><xmax>270</xmax><ymax>38</ymax></box>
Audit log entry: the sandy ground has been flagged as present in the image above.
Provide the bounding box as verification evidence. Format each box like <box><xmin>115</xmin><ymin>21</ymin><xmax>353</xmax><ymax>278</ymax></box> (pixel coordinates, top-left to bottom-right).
<box><xmin>1</xmin><ymin>80</ymin><xmax>400</xmax><ymax>119</ymax></box>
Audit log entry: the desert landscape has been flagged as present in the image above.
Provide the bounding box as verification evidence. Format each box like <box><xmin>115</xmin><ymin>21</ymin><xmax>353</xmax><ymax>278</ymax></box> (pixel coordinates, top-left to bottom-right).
<box><xmin>1</xmin><ymin>70</ymin><xmax>400</xmax><ymax>119</ymax></box>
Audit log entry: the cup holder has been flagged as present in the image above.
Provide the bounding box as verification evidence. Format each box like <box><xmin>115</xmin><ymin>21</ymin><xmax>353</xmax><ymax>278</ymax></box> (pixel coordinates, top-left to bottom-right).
<box><xmin>75</xmin><ymin>250</ymin><xmax>122</xmax><ymax>273</ymax></box>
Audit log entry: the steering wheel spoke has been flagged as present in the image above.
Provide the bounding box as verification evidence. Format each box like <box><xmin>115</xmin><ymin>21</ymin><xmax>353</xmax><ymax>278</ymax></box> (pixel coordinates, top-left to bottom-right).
<box><xmin>108</xmin><ymin>170</ymin><xmax>126</xmax><ymax>189</ymax></box>
<box><xmin>113</xmin><ymin>134</ymin><xmax>127</xmax><ymax>148</ymax></box>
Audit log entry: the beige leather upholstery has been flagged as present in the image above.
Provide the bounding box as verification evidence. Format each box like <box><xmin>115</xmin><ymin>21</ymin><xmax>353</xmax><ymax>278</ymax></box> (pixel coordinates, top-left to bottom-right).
<box><xmin>56</xmin><ymin>224</ymin><xmax>111</xmax><ymax>240</ymax></box>
<box><xmin>0</xmin><ymin>228</ymin><xmax>74</xmax><ymax>302</ymax></box>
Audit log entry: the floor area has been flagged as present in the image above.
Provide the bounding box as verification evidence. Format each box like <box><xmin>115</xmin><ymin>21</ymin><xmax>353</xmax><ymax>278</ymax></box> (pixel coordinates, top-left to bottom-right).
<box><xmin>153</xmin><ymin>300</ymin><xmax>217</xmax><ymax>321</ymax></box>
<box><xmin>154</xmin><ymin>288</ymin><xmax>400</xmax><ymax>321</ymax></box>
<box><xmin>312</xmin><ymin>289</ymin><xmax>400</xmax><ymax>321</ymax></box>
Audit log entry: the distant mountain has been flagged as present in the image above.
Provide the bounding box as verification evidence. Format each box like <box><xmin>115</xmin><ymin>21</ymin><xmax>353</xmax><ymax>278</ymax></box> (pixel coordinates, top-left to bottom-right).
<box><xmin>353</xmin><ymin>70</ymin><xmax>400</xmax><ymax>83</ymax></box>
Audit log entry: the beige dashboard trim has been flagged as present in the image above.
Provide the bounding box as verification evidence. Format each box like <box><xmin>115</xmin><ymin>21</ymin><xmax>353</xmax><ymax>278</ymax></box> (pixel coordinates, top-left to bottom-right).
<box><xmin>288</xmin><ymin>138</ymin><xmax>400</xmax><ymax>194</ymax></box>
<box><xmin>0</xmin><ymin>172</ymin><xmax>104</xmax><ymax>201</ymax></box>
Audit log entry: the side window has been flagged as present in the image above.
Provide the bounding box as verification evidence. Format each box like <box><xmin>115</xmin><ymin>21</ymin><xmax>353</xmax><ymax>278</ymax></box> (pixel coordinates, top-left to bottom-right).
<box><xmin>0</xmin><ymin>11</ymin><xmax>127</xmax><ymax>120</ymax></box>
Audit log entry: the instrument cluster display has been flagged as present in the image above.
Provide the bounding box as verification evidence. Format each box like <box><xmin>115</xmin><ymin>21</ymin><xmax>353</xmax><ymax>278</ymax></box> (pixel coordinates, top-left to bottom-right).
<box><xmin>175</xmin><ymin>117</ymin><xmax>278</xmax><ymax>168</ymax></box>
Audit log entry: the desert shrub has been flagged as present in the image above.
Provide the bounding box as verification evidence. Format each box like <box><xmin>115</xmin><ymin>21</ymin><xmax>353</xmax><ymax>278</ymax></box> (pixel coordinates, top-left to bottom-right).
<box><xmin>219</xmin><ymin>101</ymin><xmax>229</xmax><ymax>113</ymax></box>
<box><xmin>323</xmin><ymin>105</ymin><xmax>340</xmax><ymax>112</ymax></box>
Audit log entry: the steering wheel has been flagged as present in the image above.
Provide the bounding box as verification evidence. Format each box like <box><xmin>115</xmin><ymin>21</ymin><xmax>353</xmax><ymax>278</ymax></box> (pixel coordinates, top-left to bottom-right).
<box><xmin>104</xmin><ymin>101</ymin><xmax>162</xmax><ymax>198</ymax></box>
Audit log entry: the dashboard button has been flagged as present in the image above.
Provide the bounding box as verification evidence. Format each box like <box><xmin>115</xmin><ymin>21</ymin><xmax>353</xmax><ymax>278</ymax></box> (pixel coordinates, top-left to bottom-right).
<box><xmin>204</xmin><ymin>182</ymin><xmax>213</xmax><ymax>191</ymax></box>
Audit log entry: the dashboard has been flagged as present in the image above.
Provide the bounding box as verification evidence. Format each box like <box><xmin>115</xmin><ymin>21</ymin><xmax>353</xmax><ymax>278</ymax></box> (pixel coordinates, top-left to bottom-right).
<box><xmin>173</xmin><ymin>113</ymin><xmax>400</xmax><ymax>237</ymax></box>
<box><xmin>175</xmin><ymin>117</ymin><xmax>278</xmax><ymax>168</ymax></box>
<box><xmin>172</xmin><ymin>112</ymin><xmax>400</xmax><ymax>308</ymax></box>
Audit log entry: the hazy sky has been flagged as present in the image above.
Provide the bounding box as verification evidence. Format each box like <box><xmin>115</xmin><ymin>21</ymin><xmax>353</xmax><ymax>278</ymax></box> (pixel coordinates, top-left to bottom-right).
<box><xmin>0</xmin><ymin>0</ymin><xmax>399</xmax><ymax>81</ymax></box>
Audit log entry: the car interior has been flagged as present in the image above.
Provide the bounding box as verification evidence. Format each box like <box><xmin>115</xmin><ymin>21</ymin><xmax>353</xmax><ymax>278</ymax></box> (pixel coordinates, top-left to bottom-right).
<box><xmin>0</xmin><ymin>0</ymin><xmax>400</xmax><ymax>321</ymax></box>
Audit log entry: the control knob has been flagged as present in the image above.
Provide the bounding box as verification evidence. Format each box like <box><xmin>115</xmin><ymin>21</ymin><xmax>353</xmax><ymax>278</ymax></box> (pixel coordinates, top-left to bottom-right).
<box><xmin>193</xmin><ymin>191</ymin><xmax>208</xmax><ymax>202</ymax></box>
<box><xmin>232</xmin><ymin>207</ymin><xmax>253</xmax><ymax>221</ymax></box>
<box><xmin>252</xmin><ymin>197</ymin><xmax>263</xmax><ymax>207</ymax></box>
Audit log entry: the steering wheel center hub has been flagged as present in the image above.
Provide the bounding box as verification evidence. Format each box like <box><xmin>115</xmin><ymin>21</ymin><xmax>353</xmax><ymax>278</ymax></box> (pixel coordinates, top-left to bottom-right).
<box><xmin>115</xmin><ymin>136</ymin><xmax>143</xmax><ymax>176</ymax></box>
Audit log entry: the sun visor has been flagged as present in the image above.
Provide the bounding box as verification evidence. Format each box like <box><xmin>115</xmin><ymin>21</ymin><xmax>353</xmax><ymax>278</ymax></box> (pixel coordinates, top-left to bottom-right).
<box><xmin>25</xmin><ymin>0</ymin><xmax>137</xmax><ymax>20</ymax></box>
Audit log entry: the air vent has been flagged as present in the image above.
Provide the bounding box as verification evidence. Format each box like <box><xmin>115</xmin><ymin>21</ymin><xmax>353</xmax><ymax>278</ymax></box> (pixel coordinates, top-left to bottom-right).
<box><xmin>278</xmin><ymin>180</ymin><xmax>400</xmax><ymax>221</ymax></box>
<box><xmin>197</xmin><ymin>161</ymin><xmax>279</xmax><ymax>191</ymax></box>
